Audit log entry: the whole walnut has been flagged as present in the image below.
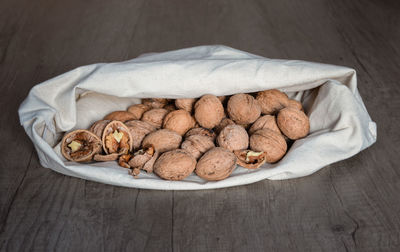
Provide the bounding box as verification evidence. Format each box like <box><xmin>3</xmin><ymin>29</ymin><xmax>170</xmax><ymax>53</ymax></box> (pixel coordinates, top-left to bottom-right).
<box><xmin>175</xmin><ymin>98</ymin><xmax>196</xmax><ymax>113</ymax></box>
<box><xmin>250</xmin><ymin>129</ymin><xmax>287</xmax><ymax>163</ymax></box>
<box><xmin>286</xmin><ymin>99</ymin><xmax>303</xmax><ymax>111</ymax></box>
<box><xmin>185</xmin><ymin>127</ymin><xmax>217</xmax><ymax>142</ymax></box>
<box><xmin>214</xmin><ymin>118</ymin><xmax>235</xmax><ymax>135</ymax></box>
<box><xmin>227</xmin><ymin>93</ymin><xmax>261</xmax><ymax>124</ymax></box>
<box><xmin>163</xmin><ymin>109</ymin><xmax>196</xmax><ymax>136</ymax></box>
<box><xmin>248</xmin><ymin>115</ymin><xmax>281</xmax><ymax>135</ymax></box>
<box><xmin>256</xmin><ymin>89</ymin><xmax>289</xmax><ymax>115</ymax></box>
<box><xmin>277</xmin><ymin>107</ymin><xmax>310</xmax><ymax>140</ymax></box>
<box><xmin>181</xmin><ymin>135</ymin><xmax>215</xmax><ymax>160</ymax></box>
<box><xmin>125</xmin><ymin>120</ymin><xmax>157</xmax><ymax>150</ymax></box>
<box><xmin>142</xmin><ymin>129</ymin><xmax>182</xmax><ymax>153</ymax></box>
<box><xmin>61</xmin><ymin>129</ymin><xmax>102</xmax><ymax>162</ymax></box>
<box><xmin>141</xmin><ymin>108</ymin><xmax>169</xmax><ymax>128</ymax></box>
<box><xmin>217</xmin><ymin>124</ymin><xmax>249</xmax><ymax>152</ymax></box>
<box><xmin>142</xmin><ymin>98</ymin><xmax>168</xmax><ymax>108</ymax></box>
<box><xmin>195</xmin><ymin>147</ymin><xmax>237</xmax><ymax>181</ymax></box>
<box><xmin>154</xmin><ymin>149</ymin><xmax>196</xmax><ymax>181</ymax></box>
<box><xmin>104</xmin><ymin>111</ymin><xmax>136</xmax><ymax>122</ymax></box>
<box><xmin>89</xmin><ymin>119</ymin><xmax>110</xmax><ymax>138</ymax></box>
<box><xmin>127</xmin><ymin>104</ymin><xmax>151</xmax><ymax>119</ymax></box>
<box><xmin>194</xmin><ymin>94</ymin><xmax>224</xmax><ymax>129</ymax></box>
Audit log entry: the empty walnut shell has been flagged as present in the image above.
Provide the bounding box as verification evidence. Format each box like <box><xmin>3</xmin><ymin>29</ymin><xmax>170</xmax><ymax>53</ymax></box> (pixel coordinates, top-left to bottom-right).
<box><xmin>256</xmin><ymin>89</ymin><xmax>289</xmax><ymax>115</ymax></box>
<box><xmin>89</xmin><ymin>119</ymin><xmax>110</xmax><ymax>138</ymax></box>
<box><xmin>163</xmin><ymin>109</ymin><xmax>196</xmax><ymax>136</ymax></box>
<box><xmin>61</xmin><ymin>129</ymin><xmax>102</xmax><ymax>162</ymax></box>
<box><xmin>250</xmin><ymin>129</ymin><xmax>287</xmax><ymax>163</ymax></box>
<box><xmin>102</xmin><ymin>121</ymin><xmax>133</xmax><ymax>155</ymax></box>
<box><xmin>125</xmin><ymin>120</ymin><xmax>157</xmax><ymax>150</ymax></box>
<box><xmin>277</xmin><ymin>107</ymin><xmax>310</xmax><ymax>140</ymax></box>
<box><xmin>248</xmin><ymin>115</ymin><xmax>281</xmax><ymax>135</ymax></box>
<box><xmin>142</xmin><ymin>98</ymin><xmax>168</xmax><ymax>108</ymax></box>
<box><xmin>227</xmin><ymin>93</ymin><xmax>261</xmax><ymax>124</ymax></box>
<box><xmin>214</xmin><ymin>118</ymin><xmax>235</xmax><ymax>135</ymax></box>
<box><xmin>217</xmin><ymin>124</ymin><xmax>249</xmax><ymax>152</ymax></box>
<box><xmin>181</xmin><ymin>135</ymin><xmax>215</xmax><ymax>160</ymax></box>
<box><xmin>234</xmin><ymin>150</ymin><xmax>267</xmax><ymax>169</ymax></box>
<box><xmin>194</xmin><ymin>94</ymin><xmax>224</xmax><ymax>129</ymax></box>
<box><xmin>175</xmin><ymin>98</ymin><xmax>196</xmax><ymax>113</ymax></box>
<box><xmin>104</xmin><ymin>111</ymin><xmax>136</xmax><ymax>122</ymax></box>
<box><xmin>93</xmin><ymin>153</ymin><xmax>119</xmax><ymax>162</ymax></box>
<box><xmin>154</xmin><ymin>149</ymin><xmax>196</xmax><ymax>181</ymax></box>
<box><xmin>128</xmin><ymin>145</ymin><xmax>159</xmax><ymax>173</ymax></box>
<box><xmin>286</xmin><ymin>99</ymin><xmax>303</xmax><ymax>111</ymax></box>
<box><xmin>195</xmin><ymin>147</ymin><xmax>237</xmax><ymax>181</ymax></box>
<box><xmin>141</xmin><ymin>108</ymin><xmax>169</xmax><ymax>128</ymax></box>
<box><xmin>142</xmin><ymin>129</ymin><xmax>182</xmax><ymax>153</ymax></box>
<box><xmin>185</xmin><ymin>127</ymin><xmax>217</xmax><ymax>142</ymax></box>
<box><xmin>127</xmin><ymin>104</ymin><xmax>151</xmax><ymax>119</ymax></box>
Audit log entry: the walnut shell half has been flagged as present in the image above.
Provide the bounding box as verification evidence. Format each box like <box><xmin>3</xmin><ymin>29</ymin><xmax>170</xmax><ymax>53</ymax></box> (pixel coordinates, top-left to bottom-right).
<box><xmin>277</xmin><ymin>107</ymin><xmax>310</xmax><ymax>140</ymax></box>
<box><xmin>154</xmin><ymin>149</ymin><xmax>197</xmax><ymax>181</ymax></box>
<box><xmin>234</xmin><ymin>150</ymin><xmax>267</xmax><ymax>169</ymax></box>
<box><xmin>141</xmin><ymin>129</ymin><xmax>182</xmax><ymax>153</ymax></box>
<box><xmin>163</xmin><ymin>109</ymin><xmax>196</xmax><ymax>136</ymax></box>
<box><xmin>61</xmin><ymin>129</ymin><xmax>102</xmax><ymax>162</ymax></box>
<box><xmin>102</xmin><ymin>121</ymin><xmax>133</xmax><ymax>155</ymax></box>
<box><xmin>249</xmin><ymin>129</ymin><xmax>287</xmax><ymax>163</ymax></box>
<box><xmin>217</xmin><ymin>124</ymin><xmax>249</xmax><ymax>152</ymax></box>
<box><xmin>195</xmin><ymin>147</ymin><xmax>237</xmax><ymax>181</ymax></box>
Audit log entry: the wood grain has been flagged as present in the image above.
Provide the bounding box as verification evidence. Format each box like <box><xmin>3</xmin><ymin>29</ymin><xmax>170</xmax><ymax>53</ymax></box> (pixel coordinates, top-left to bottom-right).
<box><xmin>1</xmin><ymin>0</ymin><xmax>399</xmax><ymax>251</ymax></box>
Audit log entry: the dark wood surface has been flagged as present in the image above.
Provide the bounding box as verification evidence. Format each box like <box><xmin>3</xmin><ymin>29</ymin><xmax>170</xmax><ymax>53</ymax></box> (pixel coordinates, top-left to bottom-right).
<box><xmin>1</xmin><ymin>0</ymin><xmax>399</xmax><ymax>251</ymax></box>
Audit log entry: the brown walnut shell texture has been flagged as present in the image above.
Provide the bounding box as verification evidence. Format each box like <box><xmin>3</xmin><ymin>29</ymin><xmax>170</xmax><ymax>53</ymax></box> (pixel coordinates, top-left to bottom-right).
<box><xmin>227</xmin><ymin>93</ymin><xmax>261</xmax><ymax>124</ymax></box>
<box><xmin>93</xmin><ymin>153</ymin><xmax>119</xmax><ymax>162</ymax></box>
<box><xmin>141</xmin><ymin>108</ymin><xmax>169</xmax><ymax>128</ymax></box>
<box><xmin>277</xmin><ymin>107</ymin><xmax>310</xmax><ymax>140</ymax></box>
<box><xmin>248</xmin><ymin>115</ymin><xmax>281</xmax><ymax>135</ymax></box>
<box><xmin>286</xmin><ymin>99</ymin><xmax>303</xmax><ymax>111</ymax></box>
<box><xmin>104</xmin><ymin>111</ymin><xmax>137</xmax><ymax>122</ymax></box>
<box><xmin>181</xmin><ymin>135</ymin><xmax>215</xmax><ymax>160</ymax></box>
<box><xmin>163</xmin><ymin>109</ymin><xmax>196</xmax><ymax>136</ymax></box>
<box><xmin>163</xmin><ymin>103</ymin><xmax>176</xmax><ymax>112</ymax></box>
<box><xmin>128</xmin><ymin>145</ymin><xmax>159</xmax><ymax>173</ymax></box>
<box><xmin>195</xmin><ymin>147</ymin><xmax>237</xmax><ymax>181</ymax></box>
<box><xmin>217</xmin><ymin>124</ymin><xmax>249</xmax><ymax>152</ymax></box>
<box><xmin>61</xmin><ymin>129</ymin><xmax>102</xmax><ymax>162</ymax></box>
<box><xmin>89</xmin><ymin>119</ymin><xmax>110</xmax><ymax>138</ymax></box>
<box><xmin>214</xmin><ymin>118</ymin><xmax>235</xmax><ymax>135</ymax></box>
<box><xmin>250</xmin><ymin>129</ymin><xmax>287</xmax><ymax>163</ymax></box>
<box><xmin>256</xmin><ymin>89</ymin><xmax>289</xmax><ymax>115</ymax></box>
<box><xmin>185</xmin><ymin>127</ymin><xmax>217</xmax><ymax>142</ymax></box>
<box><xmin>175</xmin><ymin>98</ymin><xmax>196</xmax><ymax>113</ymax></box>
<box><xmin>142</xmin><ymin>129</ymin><xmax>182</xmax><ymax>153</ymax></box>
<box><xmin>127</xmin><ymin>104</ymin><xmax>151</xmax><ymax>119</ymax></box>
<box><xmin>125</xmin><ymin>120</ymin><xmax>157</xmax><ymax>150</ymax></box>
<box><xmin>142</xmin><ymin>98</ymin><xmax>168</xmax><ymax>108</ymax></box>
<box><xmin>194</xmin><ymin>94</ymin><xmax>224</xmax><ymax>129</ymax></box>
<box><xmin>102</xmin><ymin>121</ymin><xmax>133</xmax><ymax>154</ymax></box>
<box><xmin>154</xmin><ymin>149</ymin><xmax>197</xmax><ymax>181</ymax></box>
<box><xmin>234</xmin><ymin>150</ymin><xmax>267</xmax><ymax>169</ymax></box>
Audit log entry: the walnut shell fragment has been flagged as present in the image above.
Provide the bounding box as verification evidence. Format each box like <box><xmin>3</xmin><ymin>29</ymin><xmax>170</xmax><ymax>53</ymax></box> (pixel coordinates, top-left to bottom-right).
<box><xmin>234</xmin><ymin>150</ymin><xmax>267</xmax><ymax>169</ymax></box>
<box><xmin>141</xmin><ymin>108</ymin><xmax>169</xmax><ymax>128</ymax></box>
<box><xmin>250</xmin><ymin>129</ymin><xmax>287</xmax><ymax>163</ymax></box>
<box><xmin>277</xmin><ymin>107</ymin><xmax>310</xmax><ymax>140</ymax></box>
<box><xmin>194</xmin><ymin>94</ymin><xmax>224</xmax><ymax>129</ymax></box>
<box><xmin>61</xmin><ymin>130</ymin><xmax>102</xmax><ymax>162</ymax></box>
<box><xmin>248</xmin><ymin>115</ymin><xmax>281</xmax><ymax>135</ymax></box>
<box><xmin>175</xmin><ymin>98</ymin><xmax>196</xmax><ymax>113</ymax></box>
<box><xmin>89</xmin><ymin>119</ymin><xmax>110</xmax><ymax>138</ymax></box>
<box><xmin>227</xmin><ymin>93</ymin><xmax>261</xmax><ymax>124</ymax></box>
<box><xmin>142</xmin><ymin>98</ymin><xmax>168</xmax><ymax>108</ymax></box>
<box><xmin>195</xmin><ymin>147</ymin><xmax>237</xmax><ymax>181</ymax></box>
<box><xmin>93</xmin><ymin>153</ymin><xmax>120</xmax><ymax>162</ymax></box>
<box><xmin>128</xmin><ymin>145</ymin><xmax>159</xmax><ymax>173</ymax></box>
<box><xmin>217</xmin><ymin>124</ymin><xmax>249</xmax><ymax>152</ymax></box>
<box><xmin>142</xmin><ymin>129</ymin><xmax>182</xmax><ymax>153</ymax></box>
<box><xmin>256</xmin><ymin>89</ymin><xmax>289</xmax><ymax>115</ymax></box>
<box><xmin>163</xmin><ymin>109</ymin><xmax>196</xmax><ymax>136</ymax></box>
<box><xmin>154</xmin><ymin>149</ymin><xmax>196</xmax><ymax>181</ymax></box>
<box><xmin>102</xmin><ymin>121</ymin><xmax>133</xmax><ymax>155</ymax></box>
<box><xmin>125</xmin><ymin>120</ymin><xmax>157</xmax><ymax>150</ymax></box>
<box><xmin>127</xmin><ymin>104</ymin><xmax>151</xmax><ymax>119</ymax></box>
<box><xmin>181</xmin><ymin>135</ymin><xmax>215</xmax><ymax>160</ymax></box>
<box><xmin>104</xmin><ymin>111</ymin><xmax>136</xmax><ymax>122</ymax></box>
<box><xmin>185</xmin><ymin>127</ymin><xmax>216</xmax><ymax>142</ymax></box>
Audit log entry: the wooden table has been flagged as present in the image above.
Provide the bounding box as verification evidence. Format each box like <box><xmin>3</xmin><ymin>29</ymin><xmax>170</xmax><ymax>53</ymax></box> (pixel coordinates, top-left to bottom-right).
<box><xmin>1</xmin><ymin>0</ymin><xmax>399</xmax><ymax>251</ymax></box>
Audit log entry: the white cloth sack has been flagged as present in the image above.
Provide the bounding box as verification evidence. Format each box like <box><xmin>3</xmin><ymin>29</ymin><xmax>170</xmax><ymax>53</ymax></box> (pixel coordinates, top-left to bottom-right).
<box><xmin>19</xmin><ymin>45</ymin><xmax>377</xmax><ymax>190</ymax></box>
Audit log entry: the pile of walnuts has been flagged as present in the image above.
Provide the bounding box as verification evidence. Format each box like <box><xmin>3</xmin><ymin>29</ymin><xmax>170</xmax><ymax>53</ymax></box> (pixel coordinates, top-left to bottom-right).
<box><xmin>61</xmin><ymin>90</ymin><xmax>310</xmax><ymax>181</ymax></box>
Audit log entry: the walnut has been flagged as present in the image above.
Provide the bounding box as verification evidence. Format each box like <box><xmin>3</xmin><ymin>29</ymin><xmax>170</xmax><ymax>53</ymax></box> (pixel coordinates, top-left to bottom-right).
<box><xmin>141</xmin><ymin>108</ymin><xmax>169</xmax><ymax>128</ymax></box>
<box><xmin>163</xmin><ymin>109</ymin><xmax>196</xmax><ymax>136</ymax></box>
<box><xmin>250</xmin><ymin>129</ymin><xmax>287</xmax><ymax>163</ymax></box>
<box><xmin>163</xmin><ymin>103</ymin><xmax>176</xmax><ymax>112</ymax></box>
<box><xmin>128</xmin><ymin>145</ymin><xmax>159</xmax><ymax>173</ymax></box>
<box><xmin>118</xmin><ymin>154</ymin><xmax>132</xmax><ymax>168</ymax></box>
<box><xmin>125</xmin><ymin>120</ymin><xmax>157</xmax><ymax>150</ymax></box>
<box><xmin>195</xmin><ymin>147</ymin><xmax>237</xmax><ymax>181</ymax></box>
<box><xmin>154</xmin><ymin>149</ymin><xmax>196</xmax><ymax>181</ymax></box>
<box><xmin>142</xmin><ymin>129</ymin><xmax>182</xmax><ymax>153</ymax></box>
<box><xmin>61</xmin><ymin>130</ymin><xmax>102</xmax><ymax>162</ymax></box>
<box><xmin>185</xmin><ymin>127</ymin><xmax>216</xmax><ymax>142</ymax></box>
<box><xmin>181</xmin><ymin>135</ymin><xmax>215</xmax><ymax>160</ymax></box>
<box><xmin>127</xmin><ymin>104</ymin><xmax>151</xmax><ymax>119</ymax></box>
<box><xmin>217</xmin><ymin>124</ymin><xmax>249</xmax><ymax>152</ymax></box>
<box><xmin>175</xmin><ymin>98</ymin><xmax>196</xmax><ymax>113</ymax></box>
<box><xmin>142</xmin><ymin>98</ymin><xmax>168</xmax><ymax>108</ymax></box>
<box><xmin>286</xmin><ymin>99</ymin><xmax>303</xmax><ymax>111</ymax></box>
<box><xmin>93</xmin><ymin>153</ymin><xmax>119</xmax><ymax>162</ymax></box>
<box><xmin>89</xmin><ymin>119</ymin><xmax>110</xmax><ymax>138</ymax></box>
<box><xmin>277</xmin><ymin>107</ymin><xmax>310</xmax><ymax>140</ymax></box>
<box><xmin>194</xmin><ymin>94</ymin><xmax>224</xmax><ymax>129</ymax></box>
<box><xmin>227</xmin><ymin>93</ymin><xmax>261</xmax><ymax>124</ymax></box>
<box><xmin>234</xmin><ymin>150</ymin><xmax>267</xmax><ymax>169</ymax></box>
<box><xmin>104</xmin><ymin>111</ymin><xmax>136</xmax><ymax>122</ymax></box>
<box><xmin>218</xmin><ymin>96</ymin><xmax>227</xmax><ymax>103</ymax></box>
<box><xmin>102</xmin><ymin>121</ymin><xmax>133</xmax><ymax>155</ymax></box>
<box><xmin>248</xmin><ymin>115</ymin><xmax>281</xmax><ymax>135</ymax></box>
<box><xmin>256</xmin><ymin>89</ymin><xmax>289</xmax><ymax>115</ymax></box>
<box><xmin>214</xmin><ymin>118</ymin><xmax>235</xmax><ymax>135</ymax></box>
